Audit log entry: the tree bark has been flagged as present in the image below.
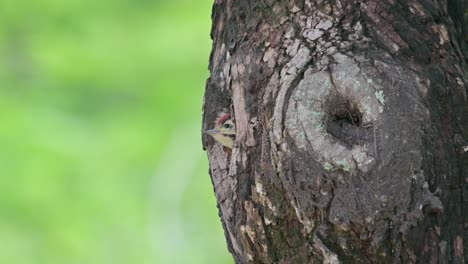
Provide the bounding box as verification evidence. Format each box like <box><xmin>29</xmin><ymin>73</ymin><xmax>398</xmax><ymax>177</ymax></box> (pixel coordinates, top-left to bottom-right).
<box><xmin>202</xmin><ymin>0</ymin><xmax>468</xmax><ymax>263</ymax></box>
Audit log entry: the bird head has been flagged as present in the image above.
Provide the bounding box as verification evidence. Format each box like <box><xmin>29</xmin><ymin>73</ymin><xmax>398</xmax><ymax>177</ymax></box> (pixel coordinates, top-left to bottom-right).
<box><xmin>204</xmin><ymin>113</ymin><xmax>235</xmax><ymax>148</ymax></box>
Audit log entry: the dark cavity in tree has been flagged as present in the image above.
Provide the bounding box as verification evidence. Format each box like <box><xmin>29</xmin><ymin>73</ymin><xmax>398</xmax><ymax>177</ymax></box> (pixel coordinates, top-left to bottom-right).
<box><xmin>330</xmin><ymin>101</ymin><xmax>362</xmax><ymax>127</ymax></box>
<box><xmin>325</xmin><ymin>95</ymin><xmax>370</xmax><ymax>147</ymax></box>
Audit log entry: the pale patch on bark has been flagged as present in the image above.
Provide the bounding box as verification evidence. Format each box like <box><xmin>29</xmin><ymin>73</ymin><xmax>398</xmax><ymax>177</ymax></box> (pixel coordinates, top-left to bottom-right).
<box><xmin>408</xmin><ymin>1</ymin><xmax>427</xmax><ymax>18</ymax></box>
<box><xmin>254</xmin><ymin>175</ymin><xmax>277</xmax><ymax>216</ymax></box>
<box><xmin>232</xmin><ymin>64</ymin><xmax>256</xmax><ymax>147</ymax></box>
<box><xmin>415</xmin><ymin>75</ymin><xmax>430</xmax><ymax>96</ymax></box>
<box><xmin>302</xmin><ymin>15</ymin><xmax>335</xmax><ymax>42</ymax></box>
<box><xmin>272</xmin><ymin>46</ymin><xmax>311</xmax><ymax>145</ymax></box>
<box><xmin>262</xmin><ymin>71</ymin><xmax>280</xmax><ymax>105</ymax></box>
<box><xmin>285</xmin><ymin>53</ymin><xmax>382</xmax><ymax>172</ymax></box>
<box><xmin>431</xmin><ymin>24</ymin><xmax>449</xmax><ymax>45</ymax></box>
<box><xmin>263</xmin><ymin>47</ymin><xmax>278</xmax><ymax>69</ymax></box>
<box><xmin>313</xmin><ymin>235</ymin><xmax>341</xmax><ymax>264</ymax></box>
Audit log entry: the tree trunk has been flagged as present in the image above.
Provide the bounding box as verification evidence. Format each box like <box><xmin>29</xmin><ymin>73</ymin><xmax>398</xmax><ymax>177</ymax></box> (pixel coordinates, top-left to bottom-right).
<box><xmin>202</xmin><ymin>0</ymin><xmax>468</xmax><ymax>263</ymax></box>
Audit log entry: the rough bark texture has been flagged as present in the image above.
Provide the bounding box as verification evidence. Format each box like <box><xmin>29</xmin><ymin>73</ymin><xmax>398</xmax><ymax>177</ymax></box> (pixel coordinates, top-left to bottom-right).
<box><xmin>202</xmin><ymin>0</ymin><xmax>468</xmax><ymax>263</ymax></box>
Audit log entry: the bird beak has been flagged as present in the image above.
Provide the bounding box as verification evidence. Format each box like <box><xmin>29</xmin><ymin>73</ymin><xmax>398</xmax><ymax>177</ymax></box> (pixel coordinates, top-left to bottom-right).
<box><xmin>203</xmin><ymin>129</ymin><xmax>219</xmax><ymax>135</ymax></box>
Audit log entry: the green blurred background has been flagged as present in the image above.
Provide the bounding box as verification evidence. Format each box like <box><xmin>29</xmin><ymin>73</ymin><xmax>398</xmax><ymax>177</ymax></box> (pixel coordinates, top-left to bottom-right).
<box><xmin>0</xmin><ymin>0</ymin><xmax>232</xmax><ymax>263</ymax></box>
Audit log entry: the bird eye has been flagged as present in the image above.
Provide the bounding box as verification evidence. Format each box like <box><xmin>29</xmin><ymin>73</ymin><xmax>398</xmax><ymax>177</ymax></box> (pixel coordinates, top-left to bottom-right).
<box><xmin>224</xmin><ymin>123</ymin><xmax>230</xmax><ymax>128</ymax></box>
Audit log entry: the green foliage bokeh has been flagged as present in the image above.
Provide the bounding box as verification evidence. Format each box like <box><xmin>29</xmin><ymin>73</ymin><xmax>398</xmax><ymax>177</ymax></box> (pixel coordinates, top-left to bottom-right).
<box><xmin>0</xmin><ymin>0</ymin><xmax>232</xmax><ymax>263</ymax></box>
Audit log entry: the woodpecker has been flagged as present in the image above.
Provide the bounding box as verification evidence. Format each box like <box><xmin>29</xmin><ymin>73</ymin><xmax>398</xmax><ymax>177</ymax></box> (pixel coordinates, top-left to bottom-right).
<box><xmin>204</xmin><ymin>113</ymin><xmax>235</xmax><ymax>149</ymax></box>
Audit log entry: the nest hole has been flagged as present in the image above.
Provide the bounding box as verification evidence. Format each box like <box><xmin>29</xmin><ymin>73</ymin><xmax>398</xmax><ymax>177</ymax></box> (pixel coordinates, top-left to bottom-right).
<box><xmin>330</xmin><ymin>100</ymin><xmax>362</xmax><ymax>127</ymax></box>
<box><xmin>325</xmin><ymin>96</ymin><xmax>370</xmax><ymax>147</ymax></box>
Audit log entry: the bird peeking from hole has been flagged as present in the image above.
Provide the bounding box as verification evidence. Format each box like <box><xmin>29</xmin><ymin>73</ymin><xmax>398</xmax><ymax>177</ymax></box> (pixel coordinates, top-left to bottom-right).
<box><xmin>204</xmin><ymin>113</ymin><xmax>235</xmax><ymax>149</ymax></box>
